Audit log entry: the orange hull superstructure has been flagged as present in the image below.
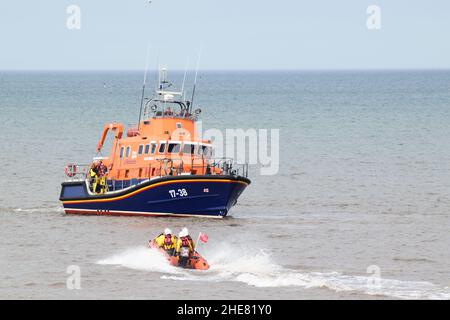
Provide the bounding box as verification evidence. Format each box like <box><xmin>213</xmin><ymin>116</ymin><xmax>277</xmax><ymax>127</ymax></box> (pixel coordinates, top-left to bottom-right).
<box><xmin>97</xmin><ymin>116</ymin><xmax>218</xmax><ymax>183</ymax></box>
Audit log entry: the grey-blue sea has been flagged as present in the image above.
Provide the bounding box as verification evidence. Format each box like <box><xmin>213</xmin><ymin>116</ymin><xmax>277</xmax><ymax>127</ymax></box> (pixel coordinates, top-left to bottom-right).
<box><xmin>0</xmin><ymin>70</ymin><xmax>449</xmax><ymax>299</ymax></box>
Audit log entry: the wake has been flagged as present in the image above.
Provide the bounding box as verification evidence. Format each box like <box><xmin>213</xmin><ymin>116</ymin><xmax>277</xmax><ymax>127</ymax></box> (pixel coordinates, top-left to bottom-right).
<box><xmin>13</xmin><ymin>206</ymin><xmax>64</xmax><ymax>213</ymax></box>
<box><xmin>97</xmin><ymin>244</ymin><xmax>450</xmax><ymax>300</ymax></box>
<box><xmin>97</xmin><ymin>246</ymin><xmax>182</xmax><ymax>274</ymax></box>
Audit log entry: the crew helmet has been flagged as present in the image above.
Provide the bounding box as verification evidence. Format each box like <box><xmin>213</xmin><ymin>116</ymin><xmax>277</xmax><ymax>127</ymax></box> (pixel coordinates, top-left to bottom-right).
<box><xmin>179</xmin><ymin>227</ymin><xmax>189</xmax><ymax>238</ymax></box>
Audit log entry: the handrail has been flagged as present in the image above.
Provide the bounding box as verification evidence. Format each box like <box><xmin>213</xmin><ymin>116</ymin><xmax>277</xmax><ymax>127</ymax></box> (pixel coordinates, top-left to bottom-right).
<box><xmin>64</xmin><ymin>158</ymin><xmax>248</xmax><ymax>194</ymax></box>
<box><xmin>142</xmin><ymin>99</ymin><xmax>197</xmax><ymax>121</ymax></box>
<box><xmin>63</xmin><ymin>164</ymin><xmax>90</xmax><ymax>182</ymax></box>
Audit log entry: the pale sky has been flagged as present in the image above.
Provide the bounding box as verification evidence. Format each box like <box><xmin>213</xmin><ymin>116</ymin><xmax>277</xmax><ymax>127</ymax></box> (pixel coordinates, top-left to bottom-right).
<box><xmin>0</xmin><ymin>0</ymin><xmax>449</xmax><ymax>70</ymax></box>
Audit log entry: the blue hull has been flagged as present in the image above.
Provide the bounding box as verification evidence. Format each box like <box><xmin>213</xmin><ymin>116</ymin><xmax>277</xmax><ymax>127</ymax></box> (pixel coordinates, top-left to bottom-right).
<box><xmin>60</xmin><ymin>175</ymin><xmax>250</xmax><ymax>218</ymax></box>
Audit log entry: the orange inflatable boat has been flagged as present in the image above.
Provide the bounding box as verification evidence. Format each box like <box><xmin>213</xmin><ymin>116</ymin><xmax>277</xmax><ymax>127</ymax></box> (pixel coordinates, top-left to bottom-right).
<box><xmin>149</xmin><ymin>241</ymin><xmax>209</xmax><ymax>270</ymax></box>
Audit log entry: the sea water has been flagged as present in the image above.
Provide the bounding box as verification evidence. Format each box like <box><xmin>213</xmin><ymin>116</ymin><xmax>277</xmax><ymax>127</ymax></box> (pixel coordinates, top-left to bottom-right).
<box><xmin>0</xmin><ymin>70</ymin><xmax>449</xmax><ymax>299</ymax></box>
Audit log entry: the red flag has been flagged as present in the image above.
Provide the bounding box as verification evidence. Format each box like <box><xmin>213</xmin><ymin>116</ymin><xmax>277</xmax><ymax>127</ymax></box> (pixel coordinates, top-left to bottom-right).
<box><xmin>199</xmin><ymin>232</ymin><xmax>208</xmax><ymax>243</ymax></box>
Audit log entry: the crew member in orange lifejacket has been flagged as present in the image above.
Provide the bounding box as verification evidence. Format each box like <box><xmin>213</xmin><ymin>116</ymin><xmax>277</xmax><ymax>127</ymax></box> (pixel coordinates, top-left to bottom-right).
<box><xmin>175</xmin><ymin>227</ymin><xmax>195</xmax><ymax>267</ymax></box>
<box><xmin>152</xmin><ymin>228</ymin><xmax>177</xmax><ymax>256</ymax></box>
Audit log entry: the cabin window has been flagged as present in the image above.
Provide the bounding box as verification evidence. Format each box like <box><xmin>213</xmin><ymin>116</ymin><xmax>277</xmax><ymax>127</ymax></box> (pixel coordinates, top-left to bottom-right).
<box><xmin>182</xmin><ymin>144</ymin><xmax>191</xmax><ymax>154</ymax></box>
<box><xmin>158</xmin><ymin>143</ymin><xmax>166</xmax><ymax>154</ymax></box>
<box><xmin>120</xmin><ymin>147</ymin><xmax>124</xmax><ymax>158</ymax></box>
<box><xmin>126</xmin><ymin>146</ymin><xmax>131</xmax><ymax>158</ymax></box>
<box><xmin>144</xmin><ymin>144</ymin><xmax>150</xmax><ymax>154</ymax></box>
<box><xmin>151</xmin><ymin>143</ymin><xmax>157</xmax><ymax>154</ymax></box>
<box><xmin>183</xmin><ymin>143</ymin><xmax>196</xmax><ymax>154</ymax></box>
<box><xmin>199</xmin><ymin>145</ymin><xmax>212</xmax><ymax>157</ymax></box>
<box><xmin>138</xmin><ymin>145</ymin><xmax>144</xmax><ymax>155</ymax></box>
<box><xmin>168</xmin><ymin>143</ymin><xmax>180</xmax><ymax>154</ymax></box>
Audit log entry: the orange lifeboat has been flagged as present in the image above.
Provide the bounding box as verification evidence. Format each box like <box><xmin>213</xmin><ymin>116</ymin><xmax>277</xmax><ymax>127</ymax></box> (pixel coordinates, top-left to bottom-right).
<box><xmin>60</xmin><ymin>67</ymin><xmax>250</xmax><ymax>218</ymax></box>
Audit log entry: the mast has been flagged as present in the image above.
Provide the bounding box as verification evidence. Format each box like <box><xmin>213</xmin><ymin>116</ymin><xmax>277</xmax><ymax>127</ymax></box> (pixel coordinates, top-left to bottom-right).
<box><xmin>190</xmin><ymin>49</ymin><xmax>202</xmax><ymax>113</ymax></box>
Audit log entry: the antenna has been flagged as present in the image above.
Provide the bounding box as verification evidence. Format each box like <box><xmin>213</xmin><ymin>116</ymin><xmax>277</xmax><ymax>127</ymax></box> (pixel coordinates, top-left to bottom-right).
<box><xmin>181</xmin><ymin>58</ymin><xmax>189</xmax><ymax>101</ymax></box>
<box><xmin>158</xmin><ymin>64</ymin><xmax>161</xmax><ymax>91</ymax></box>
<box><xmin>154</xmin><ymin>49</ymin><xmax>160</xmax><ymax>93</ymax></box>
<box><xmin>190</xmin><ymin>49</ymin><xmax>202</xmax><ymax>113</ymax></box>
<box><xmin>137</xmin><ymin>45</ymin><xmax>151</xmax><ymax>130</ymax></box>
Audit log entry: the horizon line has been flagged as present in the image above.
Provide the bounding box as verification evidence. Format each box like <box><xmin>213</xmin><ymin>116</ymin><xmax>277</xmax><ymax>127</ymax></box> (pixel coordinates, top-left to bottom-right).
<box><xmin>1</xmin><ymin>67</ymin><xmax>450</xmax><ymax>73</ymax></box>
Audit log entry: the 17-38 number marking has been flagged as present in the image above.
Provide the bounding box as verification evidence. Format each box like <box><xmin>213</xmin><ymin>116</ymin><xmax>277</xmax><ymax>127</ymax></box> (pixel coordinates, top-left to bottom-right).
<box><xmin>169</xmin><ymin>188</ymin><xmax>188</xmax><ymax>198</ymax></box>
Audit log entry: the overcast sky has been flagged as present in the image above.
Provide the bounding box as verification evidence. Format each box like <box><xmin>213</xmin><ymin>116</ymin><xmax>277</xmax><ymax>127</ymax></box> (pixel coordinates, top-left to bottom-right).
<box><xmin>0</xmin><ymin>0</ymin><xmax>449</xmax><ymax>70</ymax></box>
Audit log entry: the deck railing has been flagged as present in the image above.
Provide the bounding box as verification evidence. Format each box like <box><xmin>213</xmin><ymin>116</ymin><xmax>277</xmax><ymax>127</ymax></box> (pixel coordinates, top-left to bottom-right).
<box><xmin>64</xmin><ymin>158</ymin><xmax>248</xmax><ymax>193</ymax></box>
<box><xmin>64</xmin><ymin>164</ymin><xmax>91</xmax><ymax>182</ymax></box>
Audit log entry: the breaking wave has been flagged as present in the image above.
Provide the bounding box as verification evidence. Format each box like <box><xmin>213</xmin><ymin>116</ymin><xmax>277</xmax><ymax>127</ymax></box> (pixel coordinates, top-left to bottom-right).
<box><xmin>97</xmin><ymin>244</ymin><xmax>450</xmax><ymax>300</ymax></box>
